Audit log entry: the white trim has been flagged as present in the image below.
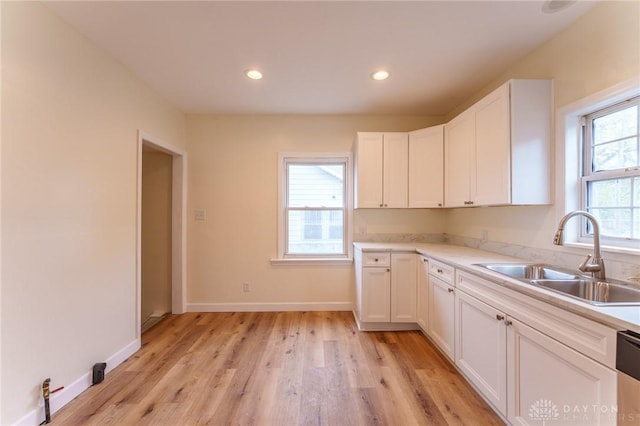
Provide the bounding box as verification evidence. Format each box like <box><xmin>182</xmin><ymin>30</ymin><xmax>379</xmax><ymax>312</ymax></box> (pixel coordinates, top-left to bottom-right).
<box><xmin>0</xmin><ymin>1</ymin><xmax>3</xmax><ymax>417</ymax></box>
<box><xmin>187</xmin><ymin>302</ymin><xmax>352</xmax><ymax>312</ymax></box>
<box><xmin>270</xmin><ymin>258</ymin><xmax>353</xmax><ymax>266</ymax></box>
<box><xmin>137</xmin><ymin>131</ymin><xmax>188</xmax><ymax>341</ymax></box>
<box><xmin>13</xmin><ymin>339</ymin><xmax>140</xmax><ymax>426</ymax></box>
<box><xmin>563</xmin><ymin>241</ymin><xmax>640</xmax><ymax>257</ymax></box>
<box><xmin>277</xmin><ymin>151</ymin><xmax>354</xmax><ymax>260</ymax></box>
<box><xmin>555</xmin><ymin>76</ymin><xmax>640</xmax><ymax>245</ymax></box>
<box><xmin>352</xmin><ymin>311</ymin><xmax>420</xmax><ymax>331</ymax></box>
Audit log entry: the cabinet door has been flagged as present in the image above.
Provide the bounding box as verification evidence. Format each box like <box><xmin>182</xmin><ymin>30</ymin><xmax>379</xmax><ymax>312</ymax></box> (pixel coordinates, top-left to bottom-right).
<box><xmin>474</xmin><ymin>84</ymin><xmax>511</xmax><ymax>205</ymax></box>
<box><xmin>408</xmin><ymin>126</ymin><xmax>444</xmax><ymax>208</ymax></box>
<box><xmin>444</xmin><ymin>110</ymin><xmax>474</xmax><ymax>207</ymax></box>
<box><xmin>428</xmin><ymin>275</ymin><xmax>456</xmax><ymax>359</ymax></box>
<box><xmin>507</xmin><ymin>318</ymin><xmax>617</xmax><ymax>426</ymax></box>
<box><xmin>416</xmin><ymin>257</ymin><xmax>429</xmax><ymax>331</ymax></box>
<box><xmin>361</xmin><ymin>267</ymin><xmax>391</xmax><ymax>322</ymax></box>
<box><xmin>382</xmin><ymin>133</ymin><xmax>409</xmax><ymax>208</ymax></box>
<box><xmin>390</xmin><ymin>253</ymin><xmax>417</xmax><ymax>323</ymax></box>
<box><xmin>455</xmin><ymin>291</ymin><xmax>507</xmax><ymax>415</ymax></box>
<box><xmin>355</xmin><ymin>132</ymin><xmax>384</xmax><ymax>208</ymax></box>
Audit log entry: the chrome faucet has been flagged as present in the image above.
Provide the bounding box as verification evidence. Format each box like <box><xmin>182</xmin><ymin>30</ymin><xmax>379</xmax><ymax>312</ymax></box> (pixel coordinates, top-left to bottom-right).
<box><xmin>553</xmin><ymin>210</ymin><xmax>606</xmax><ymax>280</ymax></box>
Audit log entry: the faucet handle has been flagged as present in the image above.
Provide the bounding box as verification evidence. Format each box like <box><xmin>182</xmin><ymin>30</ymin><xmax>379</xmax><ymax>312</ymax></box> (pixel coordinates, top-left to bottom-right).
<box><xmin>578</xmin><ymin>254</ymin><xmax>593</xmax><ymax>273</ymax></box>
<box><xmin>578</xmin><ymin>254</ymin><xmax>604</xmax><ymax>275</ymax></box>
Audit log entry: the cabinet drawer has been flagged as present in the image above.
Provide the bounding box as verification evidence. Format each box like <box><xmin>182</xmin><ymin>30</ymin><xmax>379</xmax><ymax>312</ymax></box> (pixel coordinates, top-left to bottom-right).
<box><xmin>362</xmin><ymin>252</ymin><xmax>391</xmax><ymax>267</ymax></box>
<box><xmin>429</xmin><ymin>259</ymin><xmax>454</xmax><ymax>284</ymax></box>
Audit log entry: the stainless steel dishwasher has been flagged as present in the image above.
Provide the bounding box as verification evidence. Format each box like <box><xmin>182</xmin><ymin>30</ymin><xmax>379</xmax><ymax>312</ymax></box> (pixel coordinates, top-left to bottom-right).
<box><xmin>617</xmin><ymin>330</ymin><xmax>640</xmax><ymax>424</ymax></box>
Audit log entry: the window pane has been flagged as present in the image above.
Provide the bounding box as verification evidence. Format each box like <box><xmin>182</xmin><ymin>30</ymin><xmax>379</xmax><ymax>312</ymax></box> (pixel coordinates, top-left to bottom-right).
<box><xmin>287</xmin><ymin>209</ymin><xmax>344</xmax><ymax>255</ymax></box>
<box><xmin>329</xmin><ymin>210</ymin><xmax>343</xmax><ymax>239</ymax></box>
<box><xmin>582</xmin><ymin>98</ymin><xmax>639</xmax><ymax>244</ymax></box>
<box><xmin>588</xmin><ymin>178</ymin><xmax>631</xmax><ymax>207</ymax></box>
<box><xmin>288</xmin><ymin>164</ymin><xmax>344</xmax><ymax>208</ymax></box>
<box><xmin>589</xmin><ymin>208</ymin><xmax>632</xmax><ymax>238</ymax></box>
<box><xmin>593</xmin><ymin>105</ymin><xmax>637</xmax><ymax>145</ymax></box>
<box><xmin>303</xmin><ymin>211</ymin><xmax>322</xmax><ymax>239</ymax></box>
<box><xmin>592</xmin><ymin>137</ymin><xmax>638</xmax><ymax>171</ymax></box>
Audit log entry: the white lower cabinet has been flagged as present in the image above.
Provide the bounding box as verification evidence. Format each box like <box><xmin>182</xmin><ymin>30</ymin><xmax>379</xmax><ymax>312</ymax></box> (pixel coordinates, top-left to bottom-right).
<box><xmin>416</xmin><ymin>256</ymin><xmax>429</xmax><ymax>331</ymax></box>
<box><xmin>428</xmin><ymin>274</ymin><xmax>456</xmax><ymax>360</ymax></box>
<box><xmin>507</xmin><ymin>317</ymin><xmax>617</xmax><ymax>426</ymax></box>
<box><xmin>390</xmin><ymin>253</ymin><xmax>417</xmax><ymax>322</ymax></box>
<box><xmin>356</xmin><ymin>251</ymin><xmax>618</xmax><ymax>425</ymax></box>
<box><xmin>455</xmin><ymin>290</ymin><xmax>507</xmax><ymax>415</ymax></box>
<box><xmin>360</xmin><ymin>266</ymin><xmax>391</xmax><ymax>322</ymax></box>
<box><xmin>452</xmin><ymin>269</ymin><xmax>618</xmax><ymax>425</ymax></box>
<box><xmin>354</xmin><ymin>250</ymin><xmax>417</xmax><ymax>329</ymax></box>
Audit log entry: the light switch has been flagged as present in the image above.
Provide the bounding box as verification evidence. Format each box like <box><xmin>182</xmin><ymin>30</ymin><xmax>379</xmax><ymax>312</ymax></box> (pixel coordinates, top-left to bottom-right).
<box><xmin>194</xmin><ymin>209</ymin><xmax>206</xmax><ymax>221</ymax></box>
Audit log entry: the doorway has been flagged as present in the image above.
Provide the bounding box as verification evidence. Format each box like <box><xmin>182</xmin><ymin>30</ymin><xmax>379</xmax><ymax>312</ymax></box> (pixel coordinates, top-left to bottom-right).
<box><xmin>141</xmin><ymin>145</ymin><xmax>172</xmax><ymax>331</ymax></box>
<box><xmin>136</xmin><ymin>131</ymin><xmax>186</xmax><ymax>338</ymax></box>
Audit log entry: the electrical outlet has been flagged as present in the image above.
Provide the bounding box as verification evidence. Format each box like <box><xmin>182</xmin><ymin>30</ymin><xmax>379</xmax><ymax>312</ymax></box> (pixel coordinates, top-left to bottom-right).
<box><xmin>481</xmin><ymin>229</ymin><xmax>489</xmax><ymax>243</ymax></box>
<box><xmin>243</xmin><ymin>282</ymin><xmax>251</xmax><ymax>292</ymax></box>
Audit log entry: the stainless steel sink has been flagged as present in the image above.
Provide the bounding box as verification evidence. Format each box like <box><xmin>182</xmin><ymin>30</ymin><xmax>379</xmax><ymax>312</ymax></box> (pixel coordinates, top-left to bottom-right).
<box><xmin>474</xmin><ymin>262</ymin><xmax>640</xmax><ymax>306</ymax></box>
<box><xmin>531</xmin><ymin>279</ymin><xmax>640</xmax><ymax>306</ymax></box>
<box><xmin>476</xmin><ymin>263</ymin><xmax>582</xmax><ymax>281</ymax></box>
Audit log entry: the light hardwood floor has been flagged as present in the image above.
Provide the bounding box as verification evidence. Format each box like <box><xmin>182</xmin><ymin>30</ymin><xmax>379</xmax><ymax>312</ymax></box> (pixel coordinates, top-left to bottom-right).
<box><xmin>54</xmin><ymin>312</ymin><xmax>504</xmax><ymax>425</ymax></box>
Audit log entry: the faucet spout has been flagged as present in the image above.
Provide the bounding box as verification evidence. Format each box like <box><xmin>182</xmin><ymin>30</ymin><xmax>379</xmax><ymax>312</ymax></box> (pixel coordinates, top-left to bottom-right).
<box><xmin>553</xmin><ymin>210</ymin><xmax>606</xmax><ymax>280</ymax></box>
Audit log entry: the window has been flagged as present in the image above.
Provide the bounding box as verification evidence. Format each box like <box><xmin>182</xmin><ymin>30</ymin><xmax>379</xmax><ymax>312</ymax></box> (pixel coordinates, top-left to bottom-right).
<box><xmin>276</xmin><ymin>153</ymin><xmax>353</xmax><ymax>262</ymax></box>
<box><xmin>581</xmin><ymin>96</ymin><xmax>640</xmax><ymax>244</ymax></box>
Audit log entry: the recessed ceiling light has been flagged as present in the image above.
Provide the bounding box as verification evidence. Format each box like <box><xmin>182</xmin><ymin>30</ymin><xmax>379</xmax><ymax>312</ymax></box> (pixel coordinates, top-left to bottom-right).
<box><xmin>541</xmin><ymin>0</ymin><xmax>576</xmax><ymax>13</ymax></box>
<box><xmin>245</xmin><ymin>69</ymin><xmax>263</xmax><ymax>80</ymax></box>
<box><xmin>371</xmin><ymin>70</ymin><xmax>390</xmax><ymax>81</ymax></box>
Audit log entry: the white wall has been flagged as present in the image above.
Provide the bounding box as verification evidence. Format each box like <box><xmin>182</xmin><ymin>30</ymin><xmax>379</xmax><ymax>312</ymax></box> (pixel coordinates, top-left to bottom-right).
<box><xmin>445</xmin><ymin>1</ymin><xmax>640</xmax><ymax>254</ymax></box>
<box><xmin>186</xmin><ymin>115</ymin><xmax>445</xmax><ymax>308</ymax></box>
<box><xmin>1</xmin><ymin>3</ymin><xmax>186</xmax><ymax>423</ymax></box>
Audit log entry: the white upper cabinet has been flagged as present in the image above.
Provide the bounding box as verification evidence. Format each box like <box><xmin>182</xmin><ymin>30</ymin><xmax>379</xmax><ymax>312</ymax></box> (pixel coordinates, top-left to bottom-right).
<box><xmin>444</xmin><ymin>110</ymin><xmax>475</xmax><ymax>207</ymax></box>
<box><xmin>354</xmin><ymin>132</ymin><xmax>408</xmax><ymax>208</ymax></box>
<box><xmin>474</xmin><ymin>84</ymin><xmax>510</xmax><ymax>206</ymax></box>
<box><xmin>444</xmin><ymin>79</ymin><xmax>552</xmax><ymax>207</ymax></box>
<box><xmin>354</xmin><ymin>132</ymin><xmax>384</xmax><ymax>208</ymax></box>
<box><xmin>409</xmin><ymin>126</ymin><xmax>444</xmax><ymax>208</ymax></box>
<box><xmin>383</xmin><ymin>133</ymin><xmax>409</xmax><ymax>208</ymax></box>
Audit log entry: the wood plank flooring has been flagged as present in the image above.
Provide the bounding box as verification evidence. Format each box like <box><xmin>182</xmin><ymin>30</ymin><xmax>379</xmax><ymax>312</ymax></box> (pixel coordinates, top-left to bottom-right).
<box><xmin>53</xmin><ymin>312</ymin><xmax>504</xmax><ymax>425</ymax></box>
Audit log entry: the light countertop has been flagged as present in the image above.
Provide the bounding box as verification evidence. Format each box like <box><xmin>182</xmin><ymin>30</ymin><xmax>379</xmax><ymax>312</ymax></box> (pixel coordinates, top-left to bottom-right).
<box><xmin>354</xmin><ymin>242</ymin><xmax>640</xmax><ymax>333</ymax></box>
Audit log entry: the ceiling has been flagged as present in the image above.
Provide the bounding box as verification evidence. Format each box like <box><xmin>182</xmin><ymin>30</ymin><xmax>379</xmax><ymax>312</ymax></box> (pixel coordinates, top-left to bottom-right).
<box><xmin>45</xmin><ymin>1</ymin><xmax>597</xmax><ymax>116</ymax></box>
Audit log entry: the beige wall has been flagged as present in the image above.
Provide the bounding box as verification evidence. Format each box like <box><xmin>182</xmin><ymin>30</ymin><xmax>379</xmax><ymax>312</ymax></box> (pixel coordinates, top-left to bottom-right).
<box><xmin>141</xmin><ymin>149</ymin><xmax>173</xmax><ymax>322</ymax></box>
<box><xmin>2</xmin><ymin>0</ymin><xmax>638</xmax><ymax>423</ymax></box>
<box><xmin>186</xmin><ymin>115</ymin><xmax>445</xmax><ymax>306</ymax></box>
<box><xmin>445</xmin><ymin>1</ymin><xmax>640</xmax><ymax>252</ymax></box>
<box><xmin>1</xmin><ymin>3</ymin><xmax>186</xmax><ymax>423</ymax></box>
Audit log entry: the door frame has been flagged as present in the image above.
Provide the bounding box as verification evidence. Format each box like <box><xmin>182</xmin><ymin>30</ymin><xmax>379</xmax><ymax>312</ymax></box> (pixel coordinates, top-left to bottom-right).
<box><xmin>136</xmin><ymin>130</ymin><xmax>187</xmax><ymax>338</ymax></box>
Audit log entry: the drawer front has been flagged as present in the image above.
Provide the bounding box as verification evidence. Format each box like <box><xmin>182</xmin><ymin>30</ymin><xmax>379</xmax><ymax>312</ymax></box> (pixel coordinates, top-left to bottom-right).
<box><xmin>362</xmin><ymin>252</ymin><xmax>391</xmax><ymax>267</ymax></box>
<box><xmin>429</xmin><ymin>259</ymin><xmax>454</xmax><ymax>284</ymax></box>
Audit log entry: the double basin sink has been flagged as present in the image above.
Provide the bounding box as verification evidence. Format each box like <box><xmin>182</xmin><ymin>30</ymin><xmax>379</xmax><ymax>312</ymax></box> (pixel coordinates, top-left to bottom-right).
<box><xmin>475</xmin><ymin>263</ymin><xmax>640</xmax><ymax>306</ymax></box>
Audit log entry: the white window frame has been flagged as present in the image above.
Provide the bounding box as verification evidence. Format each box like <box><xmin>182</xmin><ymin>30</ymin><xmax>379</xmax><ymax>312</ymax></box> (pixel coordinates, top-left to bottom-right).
<box><xmin>557</xmin><ymin>76</ymin><xmax>640</xmax><ymax>254</ymax></box>
<box><xmin>272</xmin><ymin>152</ymin><xmax>353</xmax><ymax>265</ymax></box>
<box><xmin>580</xmin><ymin>96</ymin><xmax>640</xmax><ymax>245</ymax></box>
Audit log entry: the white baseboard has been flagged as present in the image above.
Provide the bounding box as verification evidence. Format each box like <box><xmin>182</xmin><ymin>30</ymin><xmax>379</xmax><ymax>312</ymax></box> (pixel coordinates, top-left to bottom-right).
<box><xmin>14</xmin><ymin>338</ymin><xmax>141</xmax><ymax>426</ymax></box>
<box><xmin>186</xmin><ymin>301</ymin><xmax>352</xmax><ymax>312</ymax></box>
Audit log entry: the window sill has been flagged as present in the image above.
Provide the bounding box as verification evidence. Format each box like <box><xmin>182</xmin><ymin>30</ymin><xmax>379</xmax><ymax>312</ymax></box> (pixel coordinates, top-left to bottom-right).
<box><xmin>564</xmin><ymin>241</ymin><xmax>640</xmax><ymax>256</ymax></box>
<box><xmin>270</xmin><ymin>258</ymin><xmax>354</xmax><ymax>266</ymax></box>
